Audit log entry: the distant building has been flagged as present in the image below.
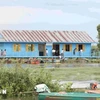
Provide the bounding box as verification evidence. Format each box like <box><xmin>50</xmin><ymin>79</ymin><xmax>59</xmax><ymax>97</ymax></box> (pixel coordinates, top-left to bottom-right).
<box><xmin>0</xmin><ymin>30</ymin><xmax>95</xmax><ymax>57</ymax></box>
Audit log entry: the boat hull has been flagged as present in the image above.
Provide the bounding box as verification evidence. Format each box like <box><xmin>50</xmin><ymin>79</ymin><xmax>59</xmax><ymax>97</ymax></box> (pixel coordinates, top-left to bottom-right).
<box><xmin>38</xmin><ymin>92</ymin><xmax>100</xmax><ymax>100</ymax></box>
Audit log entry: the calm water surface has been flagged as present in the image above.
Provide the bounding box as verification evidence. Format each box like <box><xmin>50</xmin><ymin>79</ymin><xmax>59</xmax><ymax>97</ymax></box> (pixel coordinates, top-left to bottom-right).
<box><xmin>3</xmin><ymin>63</ymin><xmax>100</xmax><ymax>68</ymax></box>
<box><xmin>2</xmin><ymin>96</ymin><xmax>37</xmax><ymax>100</ymax></box>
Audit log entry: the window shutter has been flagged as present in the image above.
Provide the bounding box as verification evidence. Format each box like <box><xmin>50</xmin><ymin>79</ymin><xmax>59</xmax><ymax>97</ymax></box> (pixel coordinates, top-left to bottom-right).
<box><xmin>31</xmin><ymin>44</ymin><xmax>34</xmax><ymax>51</ymax></box>
<box><xmin>63</xmin><ymin>44</ymin><xmax>66</xmax><ymax>51</ymax></box>
<box><xmin>70</xmin><ymin>44</ymin><xmax>72</xmax><ymax>51</ymax></box>
<box><xmin>26</xmin><ymin>44</ymin><xmax>28</xmax><ymax>51</ymax></box>
<box><xmin>18</xmin><ymin>44</ymin><xmax>21</xmax><ymax>51</ymax></box>
<box><xmin>13</xmin><ymin>44</ymin><xmax>16</xmax><ymax>51</ymax></box>
<box><xmin>83</xmin><ymin>44</ymin><xmax>85</xmax><ymax>51</ymax></box>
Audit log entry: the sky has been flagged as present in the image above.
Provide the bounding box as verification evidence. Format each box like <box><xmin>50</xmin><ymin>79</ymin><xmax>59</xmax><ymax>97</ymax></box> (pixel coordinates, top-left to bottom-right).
<box><xmin>0</xmin><ymin>0</ymin><xmax>100</xmax><ymax>42</ymax></box>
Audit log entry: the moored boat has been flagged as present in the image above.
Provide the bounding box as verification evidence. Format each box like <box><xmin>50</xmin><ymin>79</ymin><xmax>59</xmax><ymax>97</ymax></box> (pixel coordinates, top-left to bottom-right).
<box><xmin>38</xmin><ymin>92</ymin><xmax>100</xmax><ymax>100</ymax></box>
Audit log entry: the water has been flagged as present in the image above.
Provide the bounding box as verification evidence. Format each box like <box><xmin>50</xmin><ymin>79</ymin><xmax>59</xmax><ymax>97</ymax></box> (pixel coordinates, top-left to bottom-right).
<box><xmin>2</xmin><ymin>63</ymin><xmax>100</xmax><ymax>68</ymax></box>
<box><xmin>2</xmin><ymin>96</ymin><xmax>37</xmax><ymax>100</ymax></box>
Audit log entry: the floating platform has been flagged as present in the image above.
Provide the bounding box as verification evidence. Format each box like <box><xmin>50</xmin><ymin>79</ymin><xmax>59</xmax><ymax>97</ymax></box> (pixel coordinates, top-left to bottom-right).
<box><xmin>38</xmin><ymin>92</ymin><xmax>100</xmax><ymax>100</ymax></box>
<box><xmin>86</xmin><ymin>90</ymin><xmax>100</xmax><ymax>94</ymax></box>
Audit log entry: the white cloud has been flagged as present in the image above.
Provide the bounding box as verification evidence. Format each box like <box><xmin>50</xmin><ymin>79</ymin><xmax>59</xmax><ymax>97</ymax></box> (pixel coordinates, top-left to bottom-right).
<box><xmin>92</xmin><ymin>0</ymin><xmax>100</xmax><ymax>3</ymax></box>
<box><xmin>68</xmin><ymin>0</ymin><xmax>100</xmax><ymax>3</ymax></box>
<box><xmin>88</xmin><ymin>8</ymin><xmax>100</xmax><ymax>13</ymax></box>
<box><xmin>0</xmin><ymin>6</ymin><xmax>97</xmax><ymax>25</ymax></box>
<box><xmin>0</xmin><ymin>6</ymin><xmax>25</xmax><ymax>24</ymax></box>
<box><xmin>69</xmin><ymin>0</ymin><xmax>88</xmax><ymax>2</ymax></box>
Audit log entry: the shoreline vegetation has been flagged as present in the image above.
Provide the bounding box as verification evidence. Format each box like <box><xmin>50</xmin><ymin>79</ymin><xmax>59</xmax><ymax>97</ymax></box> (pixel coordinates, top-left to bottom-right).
<box><xmin>0</xmin><ymin>58</ymin><xmax>100</xmax><ymax>99</ymax></box>
<box><xmin>0</xmin><ymin>66</ymin><xmax>59</xmax><ymax>99</ymax></box>
<box><xmin>0</xmin><ymin>58</ymin><xmax>100</xmax><ymax>64</ymax></box>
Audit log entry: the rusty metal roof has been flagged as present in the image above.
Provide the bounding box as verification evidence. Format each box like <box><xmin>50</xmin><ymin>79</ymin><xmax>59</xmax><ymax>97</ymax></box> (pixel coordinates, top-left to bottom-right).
<box><xmin>0</xmin><ymin>30</ymin><xmax>95</xmax><ymax>43</ymax></box>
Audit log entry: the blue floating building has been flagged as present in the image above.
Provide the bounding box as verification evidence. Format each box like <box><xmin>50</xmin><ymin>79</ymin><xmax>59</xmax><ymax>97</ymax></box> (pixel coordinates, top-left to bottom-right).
<box><xmin>0</xmin><ymin>30</ymin><xmax>95</xmax><ymax>58</ymax></box>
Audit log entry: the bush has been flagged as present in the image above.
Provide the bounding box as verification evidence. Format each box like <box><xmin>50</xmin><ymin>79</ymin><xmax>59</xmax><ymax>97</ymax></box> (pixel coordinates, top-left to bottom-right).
<box><xmin>59</xmin><ymin>82</ymin><xmax>74</xmax><ymax>92</ymax></box>
<box><xmin>0</xmin><ymin>66</ymin><xmax>60</xmax><ymax>98</ymax></box>
<box><xmin>65</xmin><ymin>82</ymin><xmax>73</xmax><ymax>92</ymax></box>
<box><xmin>0</xmin><ymin>67</ymin><xmax>34</xmax><ymax>97</ymax></box>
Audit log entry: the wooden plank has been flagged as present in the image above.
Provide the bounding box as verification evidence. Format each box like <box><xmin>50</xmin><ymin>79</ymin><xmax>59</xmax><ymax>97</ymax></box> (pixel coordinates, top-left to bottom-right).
<box><xmin>86</xmin><ymin>90</ymin><xmax>100</xmax><ymax>94</ymax></box>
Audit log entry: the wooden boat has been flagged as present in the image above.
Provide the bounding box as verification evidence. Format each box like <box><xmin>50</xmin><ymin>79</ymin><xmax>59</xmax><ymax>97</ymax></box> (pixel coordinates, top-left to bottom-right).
<box><xmin>31</xmin><ymin>61</ymin><xmax>40</xmax><ymax>64</ymax></box>
<box><xmin>38</xmin><ymin>92</ymin><xmax>100</xmax><ymax>100</ymax></box>
<box><xmin>34</xmin><ymin>84</ymin><xmax>100</xmax><ymax>100</ymax></box>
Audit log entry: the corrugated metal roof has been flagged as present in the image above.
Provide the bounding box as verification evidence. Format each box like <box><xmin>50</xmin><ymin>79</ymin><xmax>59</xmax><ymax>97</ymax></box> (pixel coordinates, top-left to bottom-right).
<box><xmin>0</xmin><ymin>30</ymin><xmax>95</xmax><ymax>43</ymax></box>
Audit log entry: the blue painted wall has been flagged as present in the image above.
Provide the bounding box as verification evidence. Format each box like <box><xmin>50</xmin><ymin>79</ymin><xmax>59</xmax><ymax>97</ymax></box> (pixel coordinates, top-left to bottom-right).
<box><xmin>71</xmin><ymin>43</ymin><xmax>91</xmax><ymax>56</ymax></box>
<box><xmin>46</xmin><ymin>43</ymin><xmax>91</xmax><ymax>57</ymax></box>
<box><xmin>0</xmin><ymin>43</ymin><xmax>39</xmax><ymax>57</ymax></box>
<box><xmin>83</xmin><ymin>43</ymin><xmax>91</xmax><ymax>56</ymax></box>
<box><xmin>59</xmin><ymin>43</ymin><xmax>91</xmax><ymax>57</ymax></box>
<box><xmin>0</xmin><ymin>42</ymin><xmax>92</xmax><ymax>57</ymax></box>
<box><xmin>46</xmin><ymin>45</ymin><xmax>52</xmax><ymax>56</ymax></box>
<box><xmin>63</xmin><ymin>43</ymin><xmax>91</xmax><ymax>57</ymax></box>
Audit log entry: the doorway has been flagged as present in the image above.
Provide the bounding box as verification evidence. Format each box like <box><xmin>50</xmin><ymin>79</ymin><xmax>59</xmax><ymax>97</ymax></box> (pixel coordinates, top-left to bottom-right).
<box><xmin>78</xmin><ymin>44</ymin><xmax>83</xmax><ymax>51</ymax></box>
<box><xmin>38</xmin><ymin>44</ymin><xmax>46</xmax><ymax>56</ymax></box>
<box><xmin>53</xmin><ymin>44</ymin><xmax>59</xmax><ymax>56</ymax></box>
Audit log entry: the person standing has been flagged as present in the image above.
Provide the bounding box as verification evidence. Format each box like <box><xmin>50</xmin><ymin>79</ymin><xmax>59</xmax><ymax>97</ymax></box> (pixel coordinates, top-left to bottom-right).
<box><xmin>0</xmin><ymin>49</ymin><xmax>1</xmax><ymax>56</ymax></box>
<box><xmin>61</xmin><ymin>49</ymin><xmax>64</xmax><ymax>57</ymax></box>
<box><xmin>3</xmin><ymin>49</ymin><xmax>6</xmax><ymax>56</ymax></box>
<box><xmin>1</xmin><ymin>49</ymin><xmax>3</xmax><ymax>56</ymax></box>
<box><xmin>46</xmin><ymin>49</ymin><xmax>48</xmax><ymax>56</ymax></box>
<box><xmin>73</xmin><ymin>48</ymin><xmax>76</xmax><ymax>55</ymax></box>
<box><xmin>52</xmin><ymin>48</ymin><xmax>55</xmax><ymax>56</ymax></box>
<box><xmin>80</xmin><ymin>49</ymin><xmax>83</xmax><ymax>56</ymax></box>
<box><xmin>59</xmin><ymin>54</ymin><xmax>61</xmax><ymax>59</ymax></box>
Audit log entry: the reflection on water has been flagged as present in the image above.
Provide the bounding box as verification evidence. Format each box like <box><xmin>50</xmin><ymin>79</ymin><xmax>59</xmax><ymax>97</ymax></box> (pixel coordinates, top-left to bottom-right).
<box><xmin>2</xmin><ymin>96</ymin><xmax>37</xmax><ymax>100</ymax></box>
<box><xmin>3</xmin><ymin>63</ymin><xmax>100</xmax><ymax>68</ymax></box>
<box><xmin>3</xmin><ymin>63</ymin><xmax>55</xmax><ymax>68</ymax></box>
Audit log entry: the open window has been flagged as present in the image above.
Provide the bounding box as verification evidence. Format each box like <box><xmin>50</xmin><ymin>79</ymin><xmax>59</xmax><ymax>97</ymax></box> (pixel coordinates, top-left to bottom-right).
<box><xmin>13</xmin><ymin>44</ymin><xmax>21</xmax><ymax>52</ymax></box>
<box><xmin>26</xmin><ymin>44</ymin><xmax>34</xmax><ymax>51</ymax></box>
<box><xmin>63</xmin><ymin>44</ymin><xmax>72</xmax><ymax>51</ymax></box>
<box><xmin>53</xmin><ymin>44</ymin><xmax>59</xmax><ymax>56</ymax></box>
<box><xmin>76</xmin><ymin>44</ymin><xmax>85</xmax><ymax>51</ymax></box>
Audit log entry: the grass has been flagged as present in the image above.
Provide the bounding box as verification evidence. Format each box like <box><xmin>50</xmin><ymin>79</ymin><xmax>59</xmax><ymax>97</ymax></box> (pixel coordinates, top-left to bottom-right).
<box><xmin>0</xmin><ymin>62</ymin><xmax>100</xmax><ymax>81</ymax></box>
<box><xmin>1</xmin><ymin>64</ymin><xmax>100</xmax><ymax>98</ymax></box>
<box><xmin>46</xmin><ymin>67</ymin><xmax>100</xmax><ymax>81</ymax></box>
<box><xmin>19</xmin><ymin>63</ymin><xmax>100</xmax><ymax>81</ymax></box>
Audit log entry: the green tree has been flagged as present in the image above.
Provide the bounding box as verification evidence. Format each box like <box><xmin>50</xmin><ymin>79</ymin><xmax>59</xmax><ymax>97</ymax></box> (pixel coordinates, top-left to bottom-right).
<box><xmin>97</xmin><ymin>24</ymin><xmax>100</xmax><ymax>50</ymax></box>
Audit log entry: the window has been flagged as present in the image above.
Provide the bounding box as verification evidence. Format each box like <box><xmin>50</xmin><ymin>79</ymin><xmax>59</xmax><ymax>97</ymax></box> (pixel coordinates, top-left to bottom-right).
<box><xmin>66</xmin><ymin>44</ymin><xmax>70</xmax><ymax>51</ymax></box>
<box><xmin>26</xmin><ymin>44</ymin><xmax>34</xmax><ymax>51</ymax></box>
<box><xmin>64</xmin><ymin>44</ymin><xmax>72</xmax><ymax>51</ymax></box>
<box><xmin>78</xmin><ymin>45</ymin><xmax>83</xmax><ymax>51</ymax></box>
<box><xmin>13</xmin><ymin>44</ymin><xmax>21</xmax><ymax>52</ymax></box>
<box><xmin>76</xmin><ymin>44</ymin><xmax>85</xmax><ymax>51</ymax></box>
